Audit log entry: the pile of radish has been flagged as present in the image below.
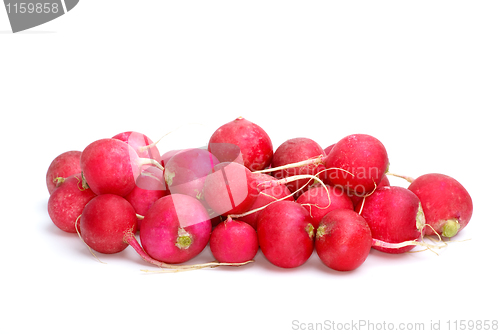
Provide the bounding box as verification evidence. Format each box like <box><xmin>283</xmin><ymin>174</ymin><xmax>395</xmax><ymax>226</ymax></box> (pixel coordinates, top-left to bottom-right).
<box><xmin>46</xmin><ymin>118</ymin><xmax>473</xmax><ymax>272</ymax></box>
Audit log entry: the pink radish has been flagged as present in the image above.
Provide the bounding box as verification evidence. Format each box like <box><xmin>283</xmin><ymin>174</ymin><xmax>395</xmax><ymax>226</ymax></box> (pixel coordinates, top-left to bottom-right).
<box><xmin>408</xmin><ymin>173</ymin><xmax>473</xmax><ymax>237</ymax></box>
<box><xmin>48</xmin><ymin>174</ymin><xmax>96</xmax><ymax>233</ymax></box>
<box><xmin>296</xmin><ymin>184</ymin><xmax>353</xmax><ymax>229</ymax></box>
<box><xmin>257</xmin><ymin>201</ymin><xmax>315</xmax><ymax>268</ymax></box>
<box><xmin>112</xmin><ymin>131</ymin><xmax>162</xmax><ymax>163</ymax></box>
<box><xmin>125</xmin><ymin>166</ymin><xmax>168</xmax><ymax>230</ymax></box>
<box><xmin>325</xmin><ymin>134</ymin><xmax>389</xmax><ymax>196</ymax></box>
<box><xmin>46</xmin><ymin>150</ymin><xmax>82</xmax><ymax>194</ymax></box>
<box><xmin>209</xmin><ymin>217</ymin><xmax>258</xmax><ymax>263</ymax></box>
<box><xmin>236</xmin><ymin>173</ymin><xmax>293</xmax><ymax>230</ymax></box>
<box><xmin>202</xmin><ymin>162</ymin><xmax>259</xmax><ymax>216</ymax></box>
<box><xmin>271</xmin><ymin>137</ymin><xmax>326</xmax><ymax>196</ymax></box>
<box><xmin>140</xmin><ymin>194</ymin><xmax>212</xmax><ymax>264</ymax></box>
<box><xmin>356</xmin><ymin>186</ymin><xmax>425</xmax><ymax>254</ymax></box>
<box><xmin>160</xmin><ymin>149</ymin><xmax>185</xmax><ymax>168</ymax></box>
<box><xmin>208</xmin><ymin>117</ymin><xmax>273</xmax><ymax>171</ymax></box>
<box><xmin>315</xmin><ymin>209</ymin><xmax>372</xmax><ymax>271</ymax></box>
<box><xmin>80</xmin><ymin>138</ymin><xmax>163</xmax><ymax>197</ymax></box>
<box><xmin>164</xmin><ymin>148</ymin><xmax>219</xmax><ymax>199</ymax></box>
<box><xmin>79</xmin><ymin>194</ymin><xmax>138</xmax><ymax>254</ymax></box>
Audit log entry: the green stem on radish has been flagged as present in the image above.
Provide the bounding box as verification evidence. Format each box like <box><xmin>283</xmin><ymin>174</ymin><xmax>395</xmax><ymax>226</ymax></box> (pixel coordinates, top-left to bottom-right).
<box><xmin>442</xmin><ymin>219</ymin><xmax>461</xmax><ymax>238</ymax></box>
<box><xmin>122</xmin><ymin>230</ymin><xmax>254</xmax><ymax>271</ymax></box>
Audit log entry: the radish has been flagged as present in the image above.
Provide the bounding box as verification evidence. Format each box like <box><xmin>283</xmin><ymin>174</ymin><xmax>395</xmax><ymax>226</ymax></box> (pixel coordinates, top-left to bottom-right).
<box><xmin>46</xmin><ymin>150</ymin><xmax>82</xmax><ymax>194</ymax></box>
<box><xmin>202</xmin><ymin>162</ymin><xmax>259</xmax><ymax>216</ymax></box>
<box><xmin>48</xmin><ymin>174</ymin><xmax>96</xmax><ymax>233</ymax></box>
<box><xmin>208</xmin><ymin>117</ymin><xmax>273</xmax><ymax>171</ymax></box>
<box><xmin>160</xmin><ymin>149</ymin><xmax>185</xmax><ymax>168</ymax></box>
<box><xmin>271</xmin><ymin>137</ymin><xmax>326</xmax><ymax>196</ymax></box>
<box><xmin>140</xmin><ymin>194</ymin><xmax>212</xmax><ymax>264</ymax></box>
<box><xmin>164</xmin><ymin>148</ymin><xmax>219</xmax><ymax>199</ymax></box>
<box><xmin>209</xmin><ymin>217</ymin><xmax>258</xmax><ymax>263</ymax></box>
<box><xmin>324</xmin><ymin>143</ymin><xmax>335</xmax><ymax>156</ymax></box>
<box><xmin>356</xmin><ymin>186</ymin><xmax>425</xmax><ymax>254</ymax></box>
<box><xmin>296</xmin><ymin>184</ymin><xmax>353</xmax><ymax>229</ymax></box>
<box><xmin>236</xmin><ymin>173</ymin><xmax>293</xmax><ymax>230</ymax></box>
<box><xmin>112</xmin><ymin>131</ymin><xmax>162</xmax><ymax>163</ymax></box>
<box><xmin>315</xmin><ymin>209</ymin><xmax>372</xmax><ymax>271</ymax></box>
<box><xmin>257</xmin><ymin>201</ymin><xmax>315</xmax><ymax>268</ymax></box>
<box><xmin>79</xmin><ymin>194</ymin><xmax>138</xmax><ymax>254</ymax></box>
<box><xmin>349</xmin><ymin>174</ymin><xmax>390</xmax><ymax>208</ymax></box>
<box><xmin>80</xmin><ymin>138</ymin><xmax>163</xmax><ymax>197</ymax></box>
<box><xmin>125</xmin><ymin>166</ymin><xmax>168</xmax><ymax>230</ymax></box>
<box><xmin>407</xmin><ymin>173</ymin><xmax>473</xmax><ymax>238</ymax></box>
<box><xmin>324</xmin><ymin>134</ymin><xmax>389</xmax><ymax>196</ymax></box>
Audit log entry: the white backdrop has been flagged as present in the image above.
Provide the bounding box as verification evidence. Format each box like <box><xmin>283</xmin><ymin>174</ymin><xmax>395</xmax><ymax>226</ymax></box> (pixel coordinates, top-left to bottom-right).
<box><xmin>1</xmin><ymin>1</ymin><xmax>499</xmax><ymax>333</ymax></box>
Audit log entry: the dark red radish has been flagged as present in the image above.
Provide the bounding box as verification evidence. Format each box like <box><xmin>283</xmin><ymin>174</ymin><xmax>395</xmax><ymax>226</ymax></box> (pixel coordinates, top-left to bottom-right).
<box><xmin>349</xmin><ymin>174</ymin><xmax>390</xmax><ymax>208</ymax></box>
<box><xmin>112</xmin><ymin>131</ymin><xmax>162</xmax><ymax>163</ymax></box>
<box><xmin>315</xmin><ymin>209</ymin><xmax>372</xmax><ymax>271</ymax></box>
<box><xmin>296</xmin><ymin>184</ymin><xmax>353</xmax><ymax>229</ymax></box>
<box><xmin>209</xmin><ymin>217</ymin><xmax>258</xmax><ymax>263</ymax></box>
<box><xmin>140</xmin><ymin>194</ymin><xmax>212</xmax><ymax>264</ymax></box>
<box><xmin>271</xmin><ymin>137</ymin><xmax>326</xmax><ymax>197</ymax></box>
<box><xmin>208</xmin><ymin>117</ymin><xmax>273</xmax><ymax>171</ymax></box>
<box><xmin>46</xmin><ymin>150</ymin><xmax>82</xmax><ymax>194</ymax></box>
<box><xmin>324</xmin><ymin>143</ymin><xmax>335</xmax><ymax>155</ymax></box>
<box><xmin>164</xmin><ymin>148</ymin><xmax>219</xmax><ymax>199</ymax></box>
<box><xmin>236</xmin><ymin>173</ymin><xmax>293</xmax><ymax>230</ymax></box>
<box><xmin>408</xmin><ymin>173</ymin><xmax>473</xmax><ymax>238</ymax></box>
<box><xmin>325</xmin><ymin>134</ymin><xmax>389</xmax><ymax>196</ymax></box>
<box><xmin>80</xmin><ymin>138</ymin><xmax>163</xmax><ymax>197</ymax></box>
<box><xmin>47</xmin><ymin>174</ymin><xmax>96</xmax><ymax>233</ymax></box>
<box><xmin>203</xmin><ymin>162</ymin><xmax>259</xmax><ymax>216</ymax></box>
<box><xmin>356</xmin><ymin>186</ymin><xmax>425</xmax><ymax>254</ymax></box>
<box><xmin>257</xmin><ymin>201</ymin><xmax>315</xmax><ymax>268</ymax></box>
<box><xmin>125</xmin><ymin>166</ymin><xmax>168</xmax><ymax>230</ymax></box>
<box><xmin>79</xmin><ymin>194</ymin><xmax>137</xmax><ymax>254</ymax></box>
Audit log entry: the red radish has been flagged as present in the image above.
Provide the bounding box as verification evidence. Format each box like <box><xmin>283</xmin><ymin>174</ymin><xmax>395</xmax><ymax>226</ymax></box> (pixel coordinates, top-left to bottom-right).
<box><xmin>356</xmin><ymin>186</ymin><xmax>425</xmax><ymax>254</ymax></box>
<box><xmin>408</xmin><ymin>173</ymin><xmax>473</xmax><ymax>237</ymax></box>
<box><xmin>349</xmin><ymin>174</ymin><xmax>390</xmax><ymax>208</ymax></box>
<box><xmin>324</xmin><ymin>143</ymin><xmax>335</xmax><ymax>155</ymax></box>
<box><xmin>79</xmin><ymin>194</ymin><xmax>138</xmax><ymax>254</ymax></box>
<box><xmin>164</xmin><ymin>148</ymin><xmax>219</xmax><ymax>199</ymax></box>
<box><xmin>271</xmin><ymin>137</ymin><xmax>326</xmax><ymax>196</ymax></box>
<box><xmin>209</xmin><ymin>217</ymin><xmax>258</xmax><ymax>263</ymax></box>
<box><xmin>202</xmin><ymin>162</ymin><xmax>259</xmax><ymax>216</ymax></box>
<box><xmin>112</xmin><ymin>131</ymin><xmax>162</xmax><ymax>163</ymax></box>
<box><xmin>125</xmin><ymin>166</ymin><xmax>168</xmax><ymax>230</ymax></box>
<box><xmin>296</xmin><ymin>184</ymin><xmax>353</xmax><ymax>229</ymax></box>
<box><xmin>236</xmin><ymin>173</ymin><xmax>293</xmax><ymax>229</ymax></box>
<box><xmin>48</xmin><ymin>174</ymin><xmax>96</xmax><ymax>233</ymax></box>
<box><xmin>257</xmin><ymin>201</ymin><xmax>315</xmax><ymax>268</ymax></box>
<box><xmin>208</xmin><ymin>117</ymin><xmax>273</xmax><ymax>171</ymax></box>
<box><xmin>325</xmin><ymin>134</ymin><xmax>389</xmax><ymax>196</ymax></box>
<box><xmin>140</xmin><ymin>194</ymin><xmax>212</xmax><ymax>264</ymax></box>
<box><xmin>46</xmin><ymin>150</ymin><xmax>82</xmax><ymax>194</ymax></box>
<box><xmin>80</xmin><ymin>138</ymin><xmax>163</xmax><ymax>197</ymax></box>
<box><xmin>315</xmin><ymin>209</ymin><xmax>372</xmax><ymax>271</ymax></box>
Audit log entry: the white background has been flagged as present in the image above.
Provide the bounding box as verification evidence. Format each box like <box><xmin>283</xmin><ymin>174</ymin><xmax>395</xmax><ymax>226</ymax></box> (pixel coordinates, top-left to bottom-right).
<box><xmin>1</xmin><ymin>1</ymin><xmax>499</xmax><ymax>333</ymax></box>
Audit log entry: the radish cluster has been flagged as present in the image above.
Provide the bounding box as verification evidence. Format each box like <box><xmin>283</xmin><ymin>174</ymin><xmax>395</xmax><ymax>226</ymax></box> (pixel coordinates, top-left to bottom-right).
<box><xmin>46</xmin><ymin>118</ymin><xmax>473</xmax><ymax>272</ymax></box>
